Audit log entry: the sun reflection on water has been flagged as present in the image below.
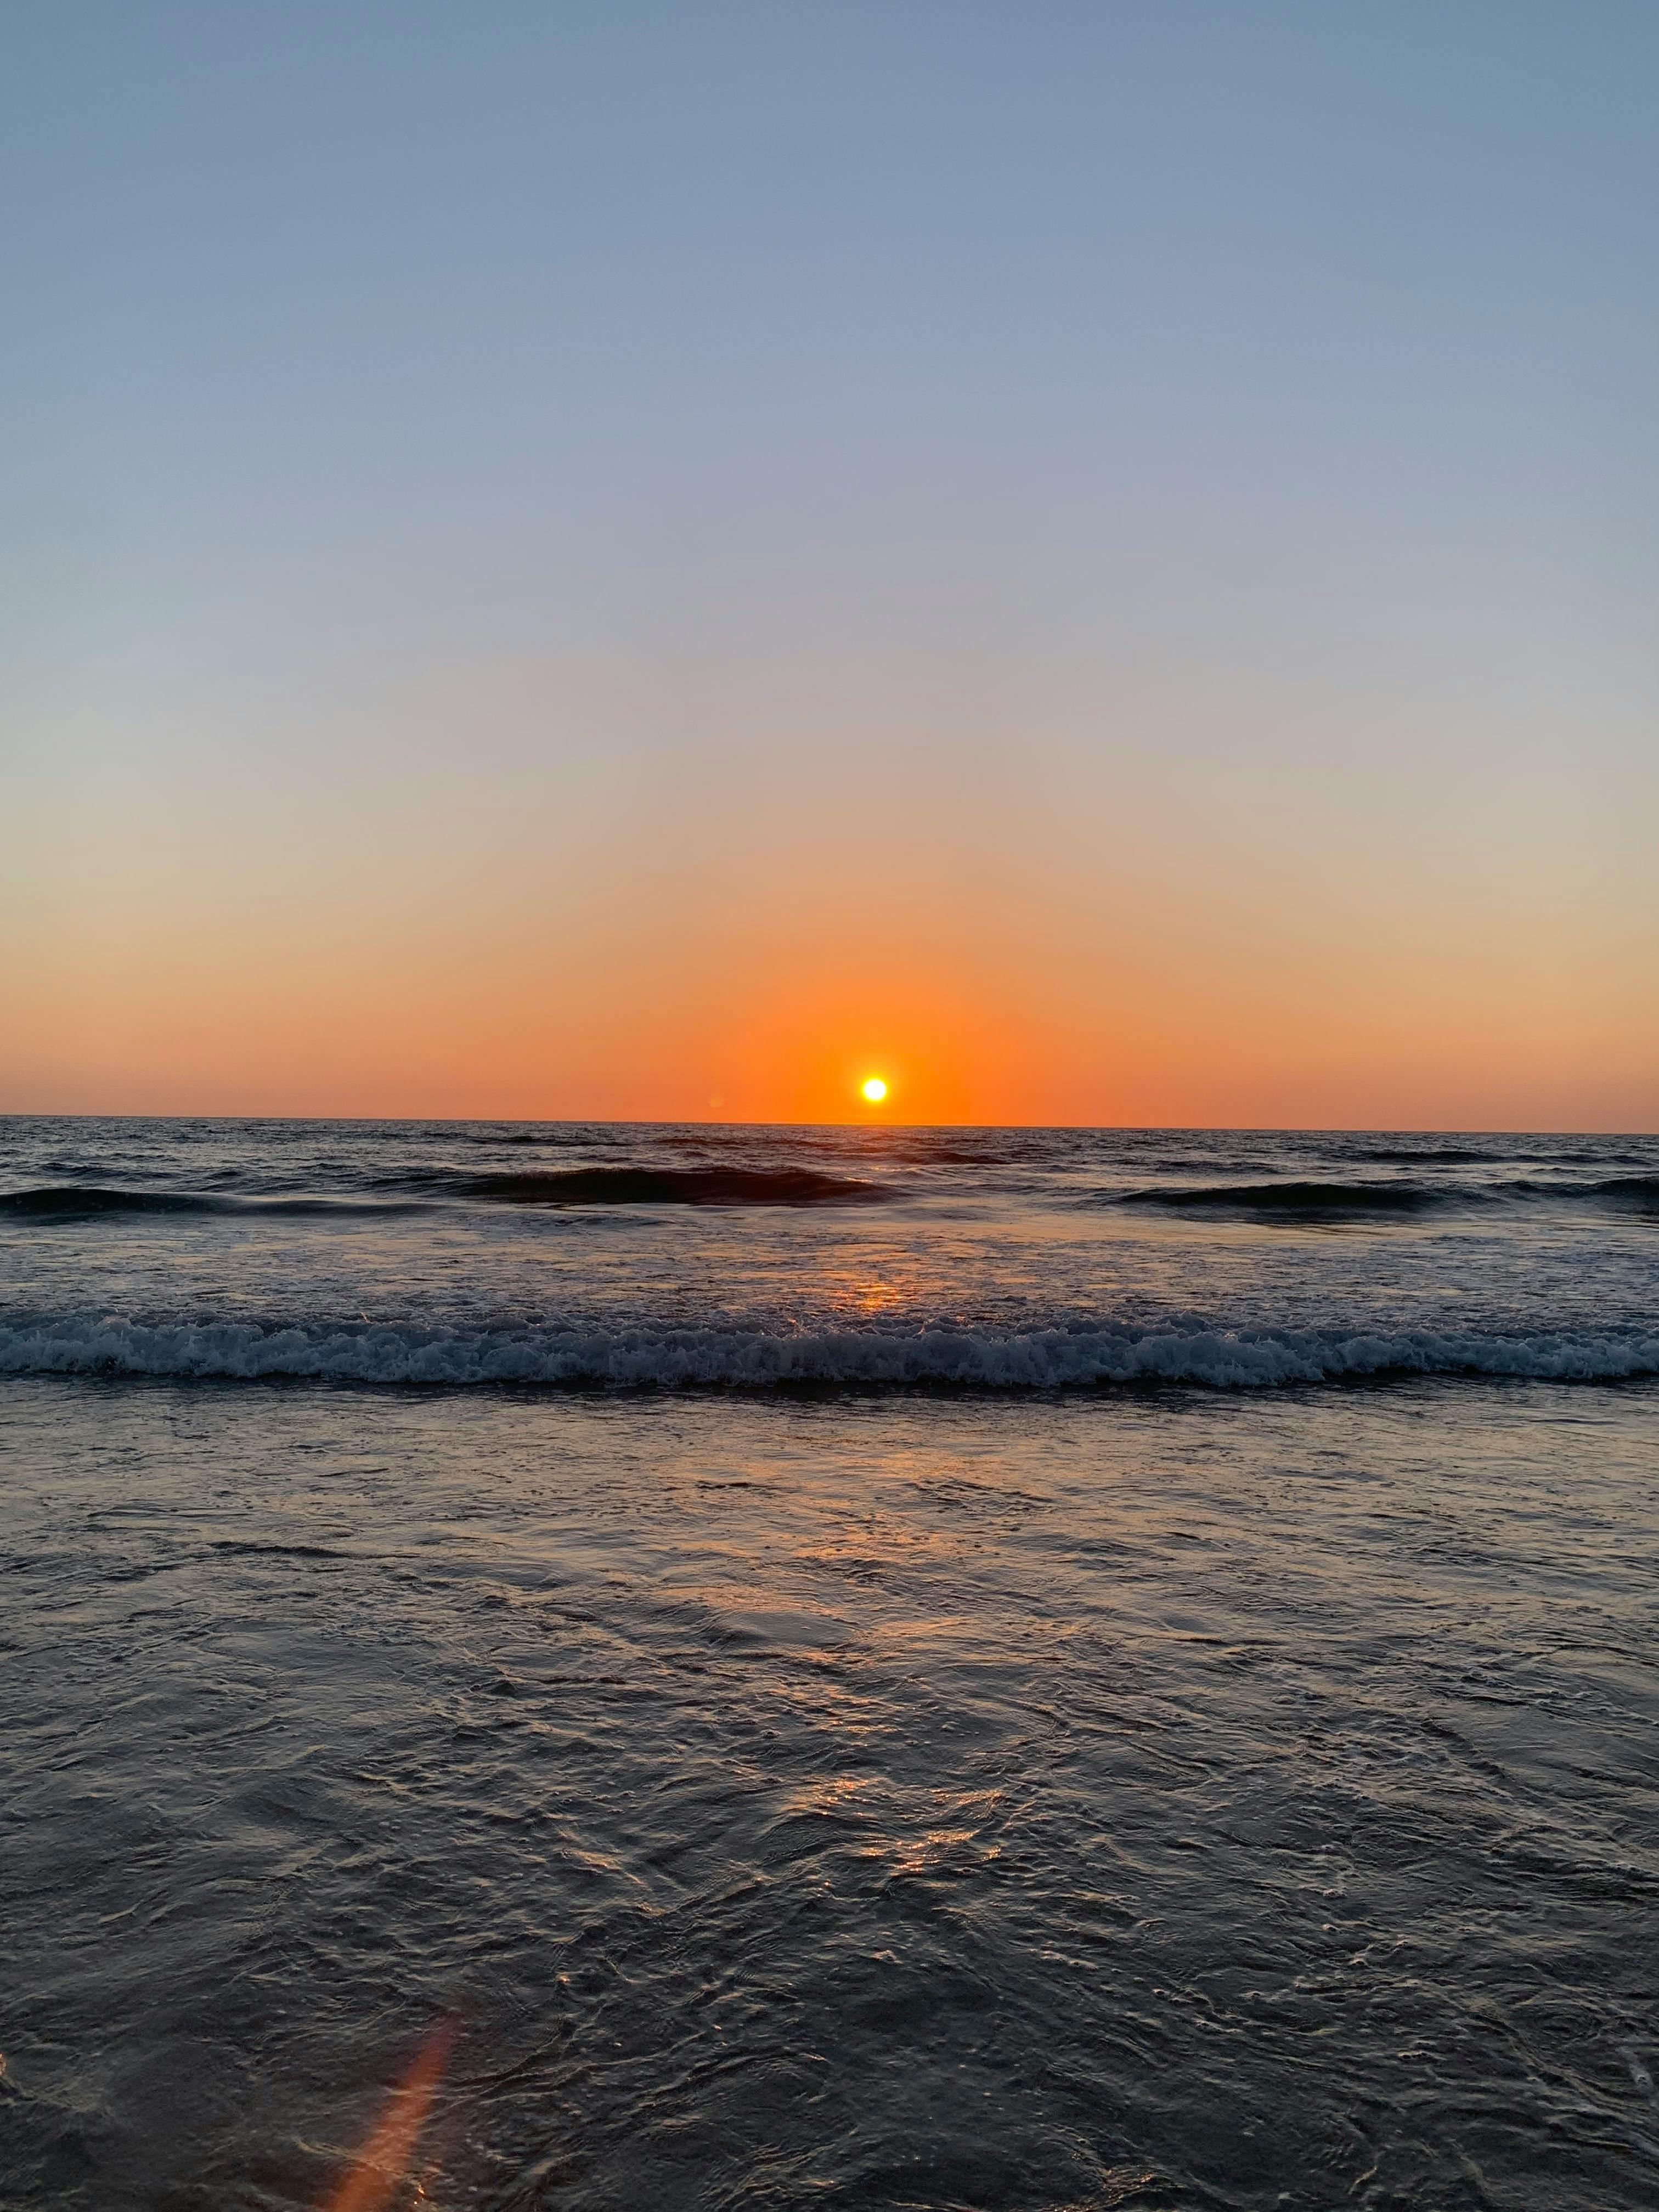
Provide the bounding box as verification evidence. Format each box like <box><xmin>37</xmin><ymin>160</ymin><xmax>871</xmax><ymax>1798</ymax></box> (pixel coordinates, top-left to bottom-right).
<box><xmin>321</xmin><ymin>2017</ymin><xmax>458</xmax><ymax>2212</ymax></box>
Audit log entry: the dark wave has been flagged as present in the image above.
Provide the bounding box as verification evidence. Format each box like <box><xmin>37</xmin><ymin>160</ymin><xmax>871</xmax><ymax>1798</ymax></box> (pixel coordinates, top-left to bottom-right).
<box><xmin>1499</xmin><ymin>1174</ymin><xmax>1659</xmax><ymax>1209</ymax></box>
<box><xmin>1344</xmin><ymin>1146</ymin><xmax>1509</xmax><ymax>1166</ymax></box>
<box><xmin>433</xmin><ymin>1167</ymin><xmax>888</xmax><ymax>1207</ymax></box>
<box><xmin>1133</xmin><ymin>1154</ymin><xmax>1284</xmax><ymax>1173</ymax></box>
<box><xmin>1351</xmin><ymin>1146</ymin><xmax>1654</xmax><ymax>1168</ymax></box>
<box><xmin>489</xmin><ymin>1128</ymin><xmax>629</xmax><ymax>1149</ymax></box>
<box><xmin>1120</xmin><ymin>1181</ymin><xmax>1451</xmax><ymax>1215</ymax></box>
<box><xmin>899</xmin><ymin>1144</ymin><xmax>1013</xmax><ymax>1166</ymax></box>
<box><xmin>1589</xmin><ymin>1175</ymin><xmax>1659</xmax><ymax>1208</ymax></box>
<box><xmin>1</xmin><ymin>1186</ymin><xmax>212</xmax><ymax>1217</ymax></box>
<box><xmin>0</xmin><ymin>1186</ymin><xmax>429</xmax><ymax>1220</ymax></box>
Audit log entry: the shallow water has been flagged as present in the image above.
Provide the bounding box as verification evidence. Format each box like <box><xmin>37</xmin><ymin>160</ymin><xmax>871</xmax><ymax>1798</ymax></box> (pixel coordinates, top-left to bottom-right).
<box><xmin>4</xmin><ymin>1375</ymin><xmax>1657</xmax><ymax>2210</ymax></box>
<box><xmin>3</xmin><ymin>1119</ymin><xmax>1657</xmax><ymax>2207</ymax></box>
<box><xmin>3</xmin><ymin>1118</ymin><xmax>1658</xmax><ymax>1386</ymax></box>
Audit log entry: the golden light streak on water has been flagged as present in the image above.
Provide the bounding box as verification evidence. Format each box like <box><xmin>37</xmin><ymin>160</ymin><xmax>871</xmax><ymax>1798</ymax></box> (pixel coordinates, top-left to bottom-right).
<box><xmin>321</xmin><ymin>2018</ymin><xmax>459</xmax><ymax>2212</ymax></box>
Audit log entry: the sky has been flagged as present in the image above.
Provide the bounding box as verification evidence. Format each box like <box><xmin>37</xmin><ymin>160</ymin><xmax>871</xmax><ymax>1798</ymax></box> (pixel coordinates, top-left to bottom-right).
<box><xmin>4</xmin><ymin>1</ymin><xmax>1656</xmax><ymax>1128</ymax></box>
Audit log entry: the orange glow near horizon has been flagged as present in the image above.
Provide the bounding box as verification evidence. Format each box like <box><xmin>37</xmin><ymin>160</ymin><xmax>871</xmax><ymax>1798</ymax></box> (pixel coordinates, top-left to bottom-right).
<box><xmin>4</xmin><ymin>650</ymin><xmax>1656</xmax><ymax>1131</ymax></box>
<box><xmin>4</xmin><ymin>922</ymin><xmax>1656</xmax><ymax>1129</ymax></box>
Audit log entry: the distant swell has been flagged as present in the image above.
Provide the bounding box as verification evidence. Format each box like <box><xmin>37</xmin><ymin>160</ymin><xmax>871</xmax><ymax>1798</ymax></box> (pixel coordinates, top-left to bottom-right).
<box><xmin>4</xmin><ymin>1317</ymin><xmax>1656</xmax><ymax>1390</ymax></box>
<box><xmin>426</xmin><ymin>1167</ymin><xmax>887</xmax><ymax>1206</ymax></box>
<box><xmin>1121</xmin><ymin>1181</ymin><xmax>1449</xmax><ymax>1215</ymax></box>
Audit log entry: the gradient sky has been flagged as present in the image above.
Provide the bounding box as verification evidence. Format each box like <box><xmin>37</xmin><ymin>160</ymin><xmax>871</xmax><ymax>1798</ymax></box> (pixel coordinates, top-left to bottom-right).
<box><xmin>5</xmin><ymin>2</ymin><xmax>1656</xmax><ymax>1127</ymax></box>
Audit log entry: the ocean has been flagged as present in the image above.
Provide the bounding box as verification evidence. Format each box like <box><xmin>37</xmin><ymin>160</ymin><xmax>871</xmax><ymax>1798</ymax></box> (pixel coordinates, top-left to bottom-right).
<box><xmin>3</xmin><ymin>1118</ymin><xmax>1656</xmax><ymax>2210</ymax></box>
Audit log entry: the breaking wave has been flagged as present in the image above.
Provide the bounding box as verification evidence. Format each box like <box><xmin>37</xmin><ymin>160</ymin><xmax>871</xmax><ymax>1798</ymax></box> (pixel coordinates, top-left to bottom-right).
<box><xmin>4</xmin><ymin>1315</ymin><xmax>1657</xmax><ymax>1390</ymax></box>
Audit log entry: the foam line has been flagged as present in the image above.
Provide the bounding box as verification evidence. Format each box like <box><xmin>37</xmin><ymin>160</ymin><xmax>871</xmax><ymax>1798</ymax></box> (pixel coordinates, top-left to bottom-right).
<box><xmin>3</xmin><ymin>1317</ymin><xmax>1656</xmax><ymax>1389</ymax></box>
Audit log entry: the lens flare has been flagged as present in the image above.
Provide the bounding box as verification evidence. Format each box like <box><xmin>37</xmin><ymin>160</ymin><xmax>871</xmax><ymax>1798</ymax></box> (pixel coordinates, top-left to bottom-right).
<box><xmin>860</xmin><ymin>1076</ymin><xmax>888</xmax><ymax>1103</ymax></box>
<box><xmin>322</xmin><ymin>2017</ymin><xmax>458</xmax><ymax>2212</ymax></box>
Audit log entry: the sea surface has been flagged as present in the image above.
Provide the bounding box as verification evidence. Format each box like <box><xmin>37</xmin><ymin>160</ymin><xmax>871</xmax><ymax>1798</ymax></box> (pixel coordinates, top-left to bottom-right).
<box><xmin>2</xmin><ymin>1118</ymin><xmax>1657</xmax><ymax>2210</ymax></box>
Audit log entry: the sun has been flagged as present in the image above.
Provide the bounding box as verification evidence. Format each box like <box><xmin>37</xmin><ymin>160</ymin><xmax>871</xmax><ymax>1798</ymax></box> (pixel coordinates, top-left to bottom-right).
<box><xmin>860</xmin><ymin>1076</ymin><xmax>889</xmax><ymax>1104</ymax></box>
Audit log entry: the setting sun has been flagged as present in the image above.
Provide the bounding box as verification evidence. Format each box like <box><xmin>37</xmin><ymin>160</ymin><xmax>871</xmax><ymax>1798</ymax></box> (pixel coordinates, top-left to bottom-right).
<box><xmin>860</xmin><ymin>1076</ymin><xmax>889</xmax><ymax>1104</ymax></box>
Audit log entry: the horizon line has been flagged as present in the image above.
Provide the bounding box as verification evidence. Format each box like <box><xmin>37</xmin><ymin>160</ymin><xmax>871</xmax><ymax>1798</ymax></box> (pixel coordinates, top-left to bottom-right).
<box><xmin>2</xmin><ymin>1110</ymin><xmax>1654</xmax><ymax>1139</ymax></box>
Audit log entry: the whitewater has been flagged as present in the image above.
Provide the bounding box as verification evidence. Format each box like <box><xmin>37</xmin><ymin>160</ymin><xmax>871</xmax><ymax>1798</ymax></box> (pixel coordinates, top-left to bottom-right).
<box><xmin>4</xmin><ymin>1117</ymin><xmax>1657</xmax><ymax>2211</ymax></box>
<box><xmin>3</xmin><ymin>1117</ymin><xmax>1658</xmax><ymax>1390</ymax></box>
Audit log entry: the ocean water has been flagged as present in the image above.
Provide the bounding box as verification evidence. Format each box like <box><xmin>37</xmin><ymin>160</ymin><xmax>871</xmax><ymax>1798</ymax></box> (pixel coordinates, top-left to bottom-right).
<box><xmin>2</xmin><ymin>1118</ymin><xmax>1657</xmax><ymax>2210</ymax></box>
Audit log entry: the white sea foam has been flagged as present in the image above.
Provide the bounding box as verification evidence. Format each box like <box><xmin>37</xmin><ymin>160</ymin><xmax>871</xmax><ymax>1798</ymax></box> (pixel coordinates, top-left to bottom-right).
<box><xmin>3</xmin><ymin>1316</ymin><xmax>1657</xmax><ymax>1389</ymax></box>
